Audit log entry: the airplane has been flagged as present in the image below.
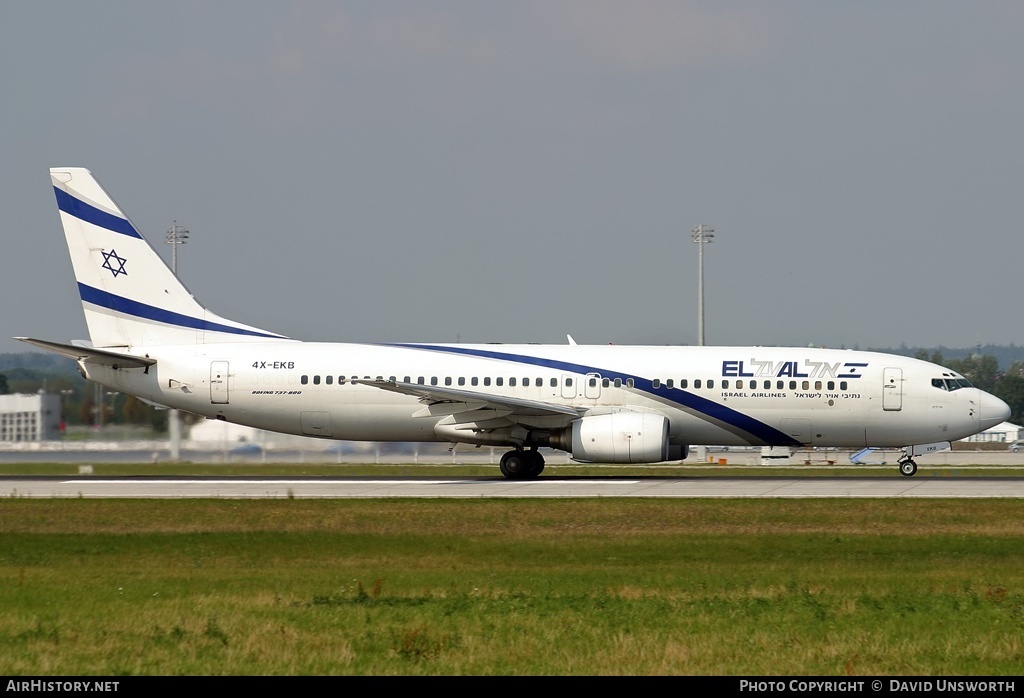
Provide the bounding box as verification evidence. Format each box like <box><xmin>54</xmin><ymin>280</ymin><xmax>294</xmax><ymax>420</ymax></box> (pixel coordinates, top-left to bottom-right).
<box><xmin>18</xmin><ymin>167</ymin><xmax>1011</xmax><ymax>479</ymax></box>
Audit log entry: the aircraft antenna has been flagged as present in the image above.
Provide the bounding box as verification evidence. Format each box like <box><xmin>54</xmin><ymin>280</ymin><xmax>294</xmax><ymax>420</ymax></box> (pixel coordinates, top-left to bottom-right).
<box><xmin>691</xmin><ymin>224</ymin><xmax>714</xmax><ymax>346</ymax></box>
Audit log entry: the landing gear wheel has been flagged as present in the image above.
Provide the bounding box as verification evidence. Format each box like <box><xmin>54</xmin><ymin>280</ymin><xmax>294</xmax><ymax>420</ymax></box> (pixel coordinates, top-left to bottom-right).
<box><xmin>499</xmin><ymin>451</ymin><xmax>527</xmax><ymax>479</ymax></box>
<box><xmin>500</xmin><ymin>450</ymin><xmax>546</xmax><ymax>479</ymax></box>
<box><xmin>523</xmin><ymin>450</ymin><xmax>545</xmax><ymax>478</ymax></box>
<box><xmin>899</xmin><ymin>459</ymin><xmax>918</xmax><ymax>477</ymax></box>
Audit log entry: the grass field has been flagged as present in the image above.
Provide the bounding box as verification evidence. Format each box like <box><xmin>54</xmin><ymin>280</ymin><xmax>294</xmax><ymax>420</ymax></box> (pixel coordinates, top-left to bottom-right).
<box><xmin>2</xmin><ymin>497</ymin><xmax>1022</xmax><ymax>675</ymax></box>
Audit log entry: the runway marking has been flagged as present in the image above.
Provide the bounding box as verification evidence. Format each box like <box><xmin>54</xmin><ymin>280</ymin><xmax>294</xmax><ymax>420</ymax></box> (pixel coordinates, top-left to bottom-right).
<box><xmin>60</xmin><ymin>479</ymin><xmax>640</xmax><ymax>486</ymax></box>
<box><xmin>64</xmin><ymin>479</ymin><xmax>461</xmax><ymax>485</ymax></box>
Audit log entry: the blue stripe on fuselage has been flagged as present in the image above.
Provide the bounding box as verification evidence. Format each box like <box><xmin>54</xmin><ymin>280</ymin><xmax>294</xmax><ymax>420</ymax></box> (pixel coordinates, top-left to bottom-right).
<box><xmin>382</xmin><ymin>343</ymin><xmax>802</xmax><ymax>447</ymax></box>
<box><xmin>78</xmin><ymin>283</ymin><xmax>286</xmax><ymax>339</ymax></box>
<box><xmin>54</xmin><ymin>187</ymin><xmax>143</xmax><ymax>239</ymax></box>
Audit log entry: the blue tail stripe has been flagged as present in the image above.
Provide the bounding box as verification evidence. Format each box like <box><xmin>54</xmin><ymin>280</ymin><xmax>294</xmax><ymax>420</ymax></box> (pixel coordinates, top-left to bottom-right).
<box><xmin>79</xmin><ymin>284</ymin><xmax>286</xmax><ymax>340</ymax></box>
<box><xmin>54</xmin><ymin>187</ymin><xmax>143</xmax><ymax>239</ymax></box>
<box><xmin>384</xmin><ymin>343</ymin><xmax>802</xmax><ymax>447</ymax></box>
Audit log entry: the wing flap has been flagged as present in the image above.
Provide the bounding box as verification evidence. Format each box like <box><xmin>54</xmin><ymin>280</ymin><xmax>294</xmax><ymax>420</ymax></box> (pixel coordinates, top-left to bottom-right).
<box><xmin>354</xmin><ymin>379</ymin><xmax>580</xmax><ymax>418</ymax></box>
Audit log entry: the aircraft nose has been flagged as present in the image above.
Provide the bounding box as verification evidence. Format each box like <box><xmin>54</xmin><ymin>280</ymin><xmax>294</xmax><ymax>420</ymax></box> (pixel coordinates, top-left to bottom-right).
<box><xmin>978</xmin><ymin>391</ymin><xmax>1011</xmax><ymax>431</ymax></box>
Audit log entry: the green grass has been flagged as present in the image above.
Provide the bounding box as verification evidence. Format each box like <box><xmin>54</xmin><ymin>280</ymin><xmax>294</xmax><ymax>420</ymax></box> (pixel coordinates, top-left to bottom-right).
<box><xmin>1</xmin><ymin>499</ymin><xmax>1022</xmax><ymax>675</ymax></box>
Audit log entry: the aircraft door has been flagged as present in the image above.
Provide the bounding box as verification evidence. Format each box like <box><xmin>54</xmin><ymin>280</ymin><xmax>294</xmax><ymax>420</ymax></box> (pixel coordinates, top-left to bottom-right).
<box><xmin>584</xmin><ymin>373</ymin><xmax>602</xmax><ymax>399</ymax></box>
<box><xmin>210</xmin><ymin>361</ymin><xmax>229</xmax><ymax>404</ymax></box>
<box><xmin>882</xmin><ymin>367</ymin><xmax>903</xmax><ymax>411</ymax></box>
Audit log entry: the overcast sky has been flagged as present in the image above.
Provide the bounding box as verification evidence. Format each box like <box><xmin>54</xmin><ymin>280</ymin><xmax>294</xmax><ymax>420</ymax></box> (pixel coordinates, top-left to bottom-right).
<box><xmin>3</xmin><ymin>1</ymin><xmax>1023</xmax><ymax>355</ymax></box>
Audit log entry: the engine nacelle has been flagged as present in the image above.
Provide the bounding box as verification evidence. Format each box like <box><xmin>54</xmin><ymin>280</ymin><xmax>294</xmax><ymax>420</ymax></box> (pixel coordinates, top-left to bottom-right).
<box><xmin>561</xmin><ymin>412</ymin><xmax>671</xmax><ymax>464</ymax></box>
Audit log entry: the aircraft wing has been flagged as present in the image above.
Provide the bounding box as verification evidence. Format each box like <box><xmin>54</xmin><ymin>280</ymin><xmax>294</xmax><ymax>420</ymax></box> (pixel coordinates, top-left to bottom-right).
<box><xmin>15</xmin><ymin>337</ymin><xmax>156</xmax><ymax>369</ymax></box>
<box><xmin>353</xmin><ymin>379</ymin><xmax>581</xmax><ymax>418</ymax></box>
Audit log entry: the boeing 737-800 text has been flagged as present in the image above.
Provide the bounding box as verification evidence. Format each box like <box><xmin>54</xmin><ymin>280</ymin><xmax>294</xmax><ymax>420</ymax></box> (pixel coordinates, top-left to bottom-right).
<box><xmin>18</xmin><ymin>168</ymin><xmax>1010</xmax><ymax>478</ymax></box>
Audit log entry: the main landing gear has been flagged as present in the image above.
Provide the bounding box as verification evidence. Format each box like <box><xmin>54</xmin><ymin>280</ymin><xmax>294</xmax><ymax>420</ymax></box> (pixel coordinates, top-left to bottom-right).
<box><xmin>499</xmin><ymin>449</ymin><xmax>545</xmax><ymax>480</ymax></box>
<box><xmin>897</xmin><ymin>455</ymin><xmax>918</xmax><ymax>477</ymax></box>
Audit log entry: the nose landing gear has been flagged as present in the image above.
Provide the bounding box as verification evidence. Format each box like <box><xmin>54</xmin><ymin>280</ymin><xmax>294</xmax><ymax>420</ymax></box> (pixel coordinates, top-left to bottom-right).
<box><xmin>896</xmin><ymin>441</ymin><xmax>951</xmax><ymax>477</ymax></box>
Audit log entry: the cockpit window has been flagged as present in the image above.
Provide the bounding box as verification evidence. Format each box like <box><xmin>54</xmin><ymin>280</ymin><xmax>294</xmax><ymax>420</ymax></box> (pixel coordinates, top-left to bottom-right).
<box><xmin>932</xmin><ymin>379</ymin><xmax>947</xmax><ymax>391</ymax></box>
<box><xmin>945</xmin><ymin>379</ymin><xmax>962</xmax><ymax>391</ymax></box>
<box><xmin>957</xmin><ymin>379</ymin><xmax>973</xmax><ymax>388</ymax></box>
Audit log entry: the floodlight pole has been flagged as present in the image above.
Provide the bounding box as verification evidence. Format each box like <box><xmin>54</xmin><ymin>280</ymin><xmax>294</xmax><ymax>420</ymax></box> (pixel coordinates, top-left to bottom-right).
<box><xmin>691</xmin><ymin>224</ymin><xmax>714</xmax><ymax>465</ymax></box>
<box><xmin>165</xmin><ymin>222</ymin><xmax>190</xmax><ymax>462</ymax></box>
<box><xmin>691</xmin><ymin>225</ymin><xmax>714</xmax><ymax>346</ymax></box>
<box><xmin>166</xmin><ymin>221</ymin><xmax>189</xmax><ymax>276</ymax></box>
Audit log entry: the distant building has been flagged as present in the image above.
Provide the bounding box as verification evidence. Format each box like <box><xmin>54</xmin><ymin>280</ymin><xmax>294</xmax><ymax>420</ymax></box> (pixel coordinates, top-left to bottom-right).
<box><xmin>960</xmin><ymin>421</ymin><xmax>1022</xmax><ymax>444</ymax></box>
<box><xmin>0</xmin><ymin>393</ymin><xmax>62</xmax><ymax>442</ymax></box>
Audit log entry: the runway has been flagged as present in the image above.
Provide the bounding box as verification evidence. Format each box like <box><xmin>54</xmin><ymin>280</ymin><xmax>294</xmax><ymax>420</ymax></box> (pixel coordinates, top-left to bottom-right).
<box><xmin>3</xmin><ymin>475</ymin><xmax>1023</xmax><ymax>498</ymax></box>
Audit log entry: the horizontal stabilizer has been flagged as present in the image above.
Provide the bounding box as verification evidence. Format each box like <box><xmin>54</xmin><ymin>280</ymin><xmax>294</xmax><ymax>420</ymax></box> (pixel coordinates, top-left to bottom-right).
<box><xmin>15</xmin><ymin>337</ymin><xmax>156</xmax><ymax>369</ymax></box>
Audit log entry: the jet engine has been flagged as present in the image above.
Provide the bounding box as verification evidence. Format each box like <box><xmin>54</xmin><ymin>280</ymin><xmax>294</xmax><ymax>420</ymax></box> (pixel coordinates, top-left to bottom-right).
<box><xmin>546</xmin><ymin>412</ymin><xmax>675</xmax><ymax>463</ymax></box>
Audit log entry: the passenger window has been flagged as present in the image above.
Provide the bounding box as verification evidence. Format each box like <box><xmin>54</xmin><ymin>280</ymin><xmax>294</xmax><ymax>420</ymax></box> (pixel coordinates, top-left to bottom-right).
<box><xmin>535</xmin><ymin>378</ymin><xmax>543</xmax><ymax>387</ymax></box>
<box><xmin>802</xmin><ymin>381</ymin><xmax>809</xmax><ymax>390</ymax></box>
<box><xmin>496</xmin><ymin>377</ymin><xmax>503</xmax><ymax>386</ymax></box>
<box><xmin>431</xmin><ymin>377</ymin><xmax>438</xmax><ymax>386</ymax></box>
<box><xmin>484</xmin><ymin>377</ymin><xmax>491</xmax><ymax>386</ymax></box>
<box><xmin>326</xmin><ymin>375</ymin><xmax>333</xmax><ymax>385</ymax></box>
<box><xmin>588</xmin><ymin>378</ymin><xmax>597</xmax><ymax>387</ymax></box>
<box><xmin>815</xmin><ymin>381</ymin><xmax>822</xmax><ymax>390</ymax></box>
<box><xmin>626</xmin><ymin>378</ymin><xmax>634</xmax><ymax>388</ymax></box>
<box><xmin>550</xmin><ymin>378</ymin><xmax>557</xmax><ymax>387</ymax></box>
<box><xmin>694</xmin><ymin>379</ymin><xmax>702</xmax><ymax>389</ymax></box>
<box><xmin>602</xmin><ymin>378</ymin><xmax>610</xmax><ymax>388</ymax></box>
<box><xmin>680</xmin><ymin>379</ymin><xmax>688</xmax><ymax>389</ymax></box>
<box><xmin>789</xmin><ymin>381</ymin><xmax>796</xmax><ymax>390</ymax></box>
<box><xmin>510</xmin><ymin>378</ymin><xmax>517</xmax><ymax>387</ymax></box>
<box><xmin>444</xmin><ymin>377</ymin><xmax>452</xmax><ymax>386</ymax></box>
<box><xmin>736</xmin><ymin>380</ymin><xmax>743</xmax><ymax>389</ymax></box>
<box><xmin>721</xmin><ymin>380</ymin><xmax>728</xmax><ymax>389</ymax></box>
<box><xmin>301</xmin><ymin>375</ymin><xmax>309</xmax><ymax>385</ymax></box>
<box><xmin>666</xmin><ymin>379</ymin><xmax>674</xmax><ymax>388</ymax></box>
<box><xmin>458</xmin><ymin>377</ymin><xmax>466</xmax><ymax>386</ymax></box>
<box><xmin>417</xmin><ymin>377</ymin><xmax>425</xmax><ymax>385</ymax></box>
<box><xmin>339</xmin><ymin>376</ymin><xmax>346</xmax><ymax>385</ymax></box>
<box><xmin>827</xmin><ymin>381</ymin><xmax>835</xmax><ymax>391</ymax></box>
<box><xmin>471</xmin><ymin>377</ymin><xmax>479</xmax><ymax>386</ymax></box>
<box><xmin>564</xmin><ymin>378</ymin><xmax>571</xmax><ymax>387</ymax></box>
<box><xmin>652</xmin><ymin>379</ymin><xmax>661</xmax><ymax>389</ymax></box>
<box><xmin>707</xmin><ymin>379</ymin><xmax>714</xmax><ymax>389</ymax></box>
<box><xmin>614</xmin><ymin>378</ymin><xmax>622</xmax><ymax>388</ymax></box>
<box><xmin>840</xmin><ymin>381</ymin><xmax>848</xmax><ymax>390</ymax></box>
<box><xmin>313</xmin><ymin>375</ymin><xmax>321</xmax><ymax>385</ymax></box>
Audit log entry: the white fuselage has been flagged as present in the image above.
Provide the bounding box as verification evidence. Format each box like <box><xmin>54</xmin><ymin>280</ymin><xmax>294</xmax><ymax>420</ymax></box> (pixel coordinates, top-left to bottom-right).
<box><xmin>80</xmin><ymin>342</ymin><xmax>995</xmax><ymax>453</ymax></box>
<box><xmin>39</xmin><ymin>167</ymin><xmax>1011</xmax><ymax>476</ymax></box>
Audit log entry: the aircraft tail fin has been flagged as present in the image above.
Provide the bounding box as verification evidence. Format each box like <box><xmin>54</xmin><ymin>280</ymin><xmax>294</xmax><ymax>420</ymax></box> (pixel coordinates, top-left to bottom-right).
<box><xmin>50</xmin><ymin>167</ymin><xmax>290</xmax><ymax>348</ymax></box>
